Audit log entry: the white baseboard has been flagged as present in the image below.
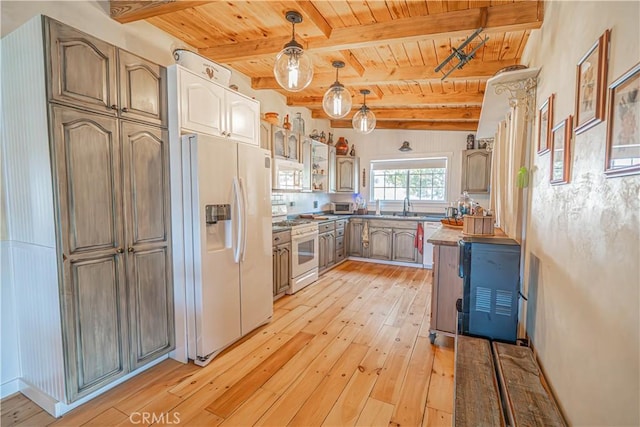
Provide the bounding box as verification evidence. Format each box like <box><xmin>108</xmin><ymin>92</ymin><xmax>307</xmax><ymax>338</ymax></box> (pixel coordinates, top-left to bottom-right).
<box><xmin>347</xmin><ymin>256</ymin><xmax>427</xmax><ymax>269</ymax></box>
<box><xmin>19</xmin><ymin>354</ymin><xmax>170</xmax><ymax>418</ymax></box>
<box><xmin>1</xmin><ymin>379</ymin><xmax>20</xmax><ymax>399</ymax></box>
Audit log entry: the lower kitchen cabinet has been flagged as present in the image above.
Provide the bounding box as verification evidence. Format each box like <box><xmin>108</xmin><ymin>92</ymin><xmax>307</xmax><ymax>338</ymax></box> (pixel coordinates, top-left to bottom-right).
<box><xmin>319</xmin><ymin>221</ymin><xmax>336</xmax><ymax>272</ymax></box>
<box><xmin>369</xmin><ymin>227</ymin><xmax>393</xmax><ymax>260</ymax></box>
<box><xmin>272</xmin><ymin>230</ymin><xmax>291</xmax><ymax>297</ymax></box>
<box><xmin>392</xmin><ymin>229</ymin><xmax>423</xmax><ymax>264</ymax></box>
<box><xmin>430</xmin><ymin>243</ymin><xmax>464</xmax><ymax>342</ymax></box>
<box><xmin>335</xmin><ymin>220</ymin><xmax>347</xmax><ymax>264</ymax></box>
<box><xmin>348</xmin><ymin>219</ymin><xmax>365</xmax><ymax>257</ymax></box>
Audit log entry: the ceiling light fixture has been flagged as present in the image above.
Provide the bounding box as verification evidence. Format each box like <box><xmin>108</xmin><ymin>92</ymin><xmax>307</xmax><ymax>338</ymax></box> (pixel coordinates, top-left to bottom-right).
<box><xmin>352</xmin><ymin>89</ymin><xmax>376</xmax><ymax>134</ymax></box>
<box><xmin>322</xmin><ymin>61</ymin><xmax>352</xmax><ymax>119</ymax></box>
<box><xmin>273</xmin><ymin>11</ymin><xmax>313</xmax><ymax>92</ymax></box>
<box><xmin>399</xmin><ymin>141</ymin><xmax>412</xmax><ymax>152</ymax></box>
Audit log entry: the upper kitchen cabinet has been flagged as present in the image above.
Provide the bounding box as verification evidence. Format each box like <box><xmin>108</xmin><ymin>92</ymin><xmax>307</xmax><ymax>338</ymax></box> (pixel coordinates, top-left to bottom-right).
<box><xmin>118</xmin><ymin>50</ymin><xmax>167</xmax><ymax>126</ymax></box>
<box><xmin>462</xmin><ymin>149</ymin><xmax>491</xmax><ymax>193</ymax></box>
<box><xmin>47</xmin><ymin>19</ymin><xmax>167</xmax><ymax>127</ymax></box>
<box><xmin>173</xmin><ymin>66</ymin><xmax>259</xmax><ymax>145</ymax></box>
<box><xmin>47</xmin><ymin>19</ymin><xmax>118</xmax><ymax>115</ymax></box>
<box><xmin>226</xmin><ymin>89</ymin><xmax>260</xmax><ymax>145</ymax></box>
<box><xmin>271</xmin><ymin>125</ymin><xmax>300</xmax><ymax>161</ymax></box>
<box><xmin>312</xmin><ymin>141</ymin><xmax>329</xmax><ymax>192</ymax></box>
<box><xmin>335</xmin><ymin>155</ymin><xmax>359</xmax><ymax>193</ymax></box>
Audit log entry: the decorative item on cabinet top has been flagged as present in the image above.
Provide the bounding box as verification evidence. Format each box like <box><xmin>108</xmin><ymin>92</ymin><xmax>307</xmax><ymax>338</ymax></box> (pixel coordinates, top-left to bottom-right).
<box><xmin>173</xmin><ymin>48</ymin><xmax>231</xmax><ymax>85</ymax></box>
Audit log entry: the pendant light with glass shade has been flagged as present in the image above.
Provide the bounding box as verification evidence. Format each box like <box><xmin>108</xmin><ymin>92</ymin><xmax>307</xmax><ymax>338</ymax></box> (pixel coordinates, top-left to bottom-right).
<box><xmin>322</xmin><ymin>61</ymin><xmax>352</xmax><ymax>118</ymax></box>
<box><xmin>352</xmin><ymin>89</ymin><xmax>376</xmax><ymax>134</ymax></box>
<box><xmin>273</xmin><ymin>11</ymin><xmax>313</xmax><ymax>92</ymax></box>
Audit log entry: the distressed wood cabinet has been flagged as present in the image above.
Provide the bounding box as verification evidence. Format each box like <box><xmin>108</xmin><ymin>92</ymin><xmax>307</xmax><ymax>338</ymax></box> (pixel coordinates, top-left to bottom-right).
<box><xmin>369</xmin><ymin>227</ymin><xmax>393</xmax><ymax>260</ymax></box>
<box><xmin>462</xmin><ymin>149</ymin><xmax>492</xmax><ymax>193</ymax></box>
<box><xmin>272</xmin><ymin>231</ymin><xmax>291</xmax><ymax>297</ymax></box>
<box><xmin>348</xmin><ymin>219</ymin><xmax>365</xmax><ymax>257</ymax></box>
<box><xmin>335</xmin><ymin>155</ymin><xmax>359</xmax><ymax>193</ymax></box>
<box><xmin>430</xmin><ymin>244</ymin><xmax>464</xmax><ymax>342</ymax></box>
<box><xmin>3</xmin><ymin>16</ymin><xmax>174</xmax><ymax>411</ymax></box>
<box><xmin>272</xmin><ymin>126</ymin><xmax>300</xmax><ymax>161</ymax></box>
<box><xmin>48</xmin><ymin>20</ymin><xmax>167</xmax><ymax>127</ymax></box>
<box><xmin>392</xmin><ymin>229</ymin><xmax>422</xmax><ymax>264</ymax></box>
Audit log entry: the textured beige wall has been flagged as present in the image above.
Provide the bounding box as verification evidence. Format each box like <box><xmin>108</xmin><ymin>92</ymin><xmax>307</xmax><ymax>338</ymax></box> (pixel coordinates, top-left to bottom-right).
<box><xmin>522</xmin><ymin>2</ymin><xmax>639</xmax><ymax>425</ymax></box>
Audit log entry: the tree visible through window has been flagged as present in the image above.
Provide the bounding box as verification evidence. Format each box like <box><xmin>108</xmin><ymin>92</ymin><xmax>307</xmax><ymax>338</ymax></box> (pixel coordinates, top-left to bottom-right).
<box><xmin>372</xmin><ymin>167</ymin><xmax>446</xmax><ymax>201</ymax></box>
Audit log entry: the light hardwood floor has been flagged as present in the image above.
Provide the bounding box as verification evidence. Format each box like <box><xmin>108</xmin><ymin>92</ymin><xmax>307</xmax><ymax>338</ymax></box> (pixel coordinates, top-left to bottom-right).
<box><xmin>1</xmin><ymin>261</ymin><xmax>454</xmax><ymax>427</ymax></box>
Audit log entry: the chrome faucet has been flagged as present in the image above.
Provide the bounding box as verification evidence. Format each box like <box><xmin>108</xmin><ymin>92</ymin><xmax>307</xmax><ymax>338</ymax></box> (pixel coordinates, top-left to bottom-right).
<box><xmin>402</xmin><ymin>197</ymin><xmax>411</xmax><ymax>216</ymax></box>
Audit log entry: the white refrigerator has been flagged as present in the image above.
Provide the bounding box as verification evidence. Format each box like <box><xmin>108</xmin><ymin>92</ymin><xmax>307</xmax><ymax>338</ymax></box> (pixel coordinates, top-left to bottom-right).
<box><xmin>183</xmin><ymin>134</ymin><xmax>273</xmax><ymax>366</ymax></box>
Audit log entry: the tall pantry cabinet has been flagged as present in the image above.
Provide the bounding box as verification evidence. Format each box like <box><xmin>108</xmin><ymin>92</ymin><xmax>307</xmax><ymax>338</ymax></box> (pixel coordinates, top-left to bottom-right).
<box><xmin>1</xmin><ymin>16</ymin><xmax>173</xmax><ymax>415</ymax></box>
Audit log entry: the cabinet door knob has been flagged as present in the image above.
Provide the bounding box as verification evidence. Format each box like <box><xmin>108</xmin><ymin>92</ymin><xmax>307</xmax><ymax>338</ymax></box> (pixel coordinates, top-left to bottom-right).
<box><xmin>121</xmin><ymin>107</ymin><xmax>129</xmax><ymax>113</ymax></box>
<box><xmin>127</xmin><ymin>247</ymin><xmax>135</xmax><ymax>253</ymax></box>
<box><xmin>110</xmin><ymin>104</ymin><xmax>118</xmax><ymax>111</ymax></box>
<box><xmin>116</xmin><ymin>248</ymin><xmax>124</xmax><ymax>254</ymax></box>
<box><xmin>221</xmin><ymin>131</ymin><xmax>227</xmax><ymax>136</ymax></box>
<box><xmin>274</xmin><ymin>237</ymin><xmax>280</xmax><ymax>241</ymax></box>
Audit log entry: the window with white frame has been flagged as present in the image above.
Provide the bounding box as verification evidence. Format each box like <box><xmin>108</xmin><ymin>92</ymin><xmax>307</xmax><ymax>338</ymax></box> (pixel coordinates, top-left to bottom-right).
<box><xmin>371</xmin><ymin>158</ymin><xmax>448</xmax><ymax>202</ymax></box>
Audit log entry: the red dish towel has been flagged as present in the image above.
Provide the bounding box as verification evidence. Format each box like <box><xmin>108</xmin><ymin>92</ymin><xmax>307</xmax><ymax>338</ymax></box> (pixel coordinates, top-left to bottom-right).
<box><xmin>415</xmin><ymin>223</ymin><xmax>424</xmax><ymax>254</ymax></box>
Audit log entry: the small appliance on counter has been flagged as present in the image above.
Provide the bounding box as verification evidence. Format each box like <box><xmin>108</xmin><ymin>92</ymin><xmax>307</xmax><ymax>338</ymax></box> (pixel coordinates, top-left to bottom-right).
<box><xmin>331</xmin><ymin>202</ymin><xmax>355</xmax><ymax>214</ymax></box>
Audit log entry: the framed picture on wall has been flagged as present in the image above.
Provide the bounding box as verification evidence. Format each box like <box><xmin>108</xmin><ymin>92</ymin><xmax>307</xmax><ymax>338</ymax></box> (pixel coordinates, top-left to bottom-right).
<box><xmin>537</xmin><ymin>94</ymin><xmax>554</xmax><ymax>154</ymax></box>
<box><xmin>605</xmin><ymin>63</ymin><xmax>640</xmax><ymax>176</ymax></box>
<box><xmin>550</xmin><ymin>116</ymin><xmax>573</xmax><ymax>184</ymax></box>
<box><xmin>575</xmin><ymin>30</ymin><xmax>610</xmax><ymax>134</ymax></box>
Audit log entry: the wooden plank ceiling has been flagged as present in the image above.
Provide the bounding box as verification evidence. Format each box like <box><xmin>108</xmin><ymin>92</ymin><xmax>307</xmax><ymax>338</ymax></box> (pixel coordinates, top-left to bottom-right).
<box><xmin>111</xmin><ymin>0</ymin><xmax>543</xmax><ymax>131</ymax></box>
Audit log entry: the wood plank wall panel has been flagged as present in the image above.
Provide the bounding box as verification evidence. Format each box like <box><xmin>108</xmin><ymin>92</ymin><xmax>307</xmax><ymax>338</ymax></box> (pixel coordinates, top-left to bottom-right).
<box><xmin>2</xmin><ymin>15</ymin><xmax>67</xmax><ymax>403</ymax></box>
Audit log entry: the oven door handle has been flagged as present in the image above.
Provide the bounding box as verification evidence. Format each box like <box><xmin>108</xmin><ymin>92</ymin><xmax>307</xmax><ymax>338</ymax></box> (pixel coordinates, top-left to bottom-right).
<box><xmin>292</xmin><ymin>231</ymin><xmax>319</xmax><ymax>240</ymax></box>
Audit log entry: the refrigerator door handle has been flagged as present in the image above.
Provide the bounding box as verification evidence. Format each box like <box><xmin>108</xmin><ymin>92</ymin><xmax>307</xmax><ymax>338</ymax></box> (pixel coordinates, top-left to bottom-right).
<box><xmin>238</xmin><ymin>177</ymin><xmax>248</xmax><ymax>262</ymax></box>
<box><xmin>233</xmin><ymin>177</ymin><xmax>242</xmax><ymax>263</ymax></box>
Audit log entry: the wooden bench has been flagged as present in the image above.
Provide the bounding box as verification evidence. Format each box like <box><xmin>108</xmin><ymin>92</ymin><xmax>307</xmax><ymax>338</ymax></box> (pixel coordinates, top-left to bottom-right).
<box><xmin>454</xmin><ymin>335</ymin><xmax>505</xmax><ymax>426</ymax></box>
<box><xmin>454</xmin><ymin>336</ymin><xmax>566</xmax><ymax>427</ymax></box>
<box><xmin>493</xmin><ymin>342</ymin><xmax>566</xmax><ymax>427</ymax></box>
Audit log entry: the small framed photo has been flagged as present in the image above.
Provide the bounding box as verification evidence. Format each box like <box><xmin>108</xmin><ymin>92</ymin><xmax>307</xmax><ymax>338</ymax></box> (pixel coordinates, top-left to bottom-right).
<box><xmin>605</xmin><ymin>63</ymin><xmax>640</xmax><ymax>176</ymax></box>
<box><xmin>575</xmin><ymin>30</ymin><xmax>610</xmax><ymax>134</ymax></box>
<box><xmin>537</xmin><ymin>94</ymin><xmax>554</xmax><ymax>154</ymax></box>
<box><xmin>550</xmin><ymin>116</ymin><xmax>573</xmax><ymax>185</ymax></box>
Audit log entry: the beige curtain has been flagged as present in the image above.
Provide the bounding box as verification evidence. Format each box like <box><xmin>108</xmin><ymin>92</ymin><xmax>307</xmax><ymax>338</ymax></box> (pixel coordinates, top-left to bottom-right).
<box><xmin>491</xmin><ymin>99</ymin><xmax>528</xmax><ymax>242</ymax></box>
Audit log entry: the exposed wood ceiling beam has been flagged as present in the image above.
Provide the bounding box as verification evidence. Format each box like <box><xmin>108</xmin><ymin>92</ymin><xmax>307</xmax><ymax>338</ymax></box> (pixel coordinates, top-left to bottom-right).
<box><xmin>295</xmin><ymin>1</ymin><xmax>332</xmax><ymax>39</ymax></box>
<box><xmin>287</xmin><ymin>92</ymin><xmax>484</xmax><ymax>107</ymax></box>
<box><xmin>199</xmin><ymin>2</ymin><xmax>542</xmax><ymax>63</ymax></box>
<box><xmin>330</xmin><ymin>120</ymin><xmax>479</xmax><ymax>131</ymax></box>
<box><xmin>311</xmin><ymin>107</ymin><xmax>481</xmax><ymax>121</ymax></box>
<box><xmin>110</xmin><ymin>1</ymin><xmax>212</xmax><ymax>24</ymax></box>
<box><xmin>340</xmin><ymin>50</ymin><xmax>365</xmax><ymax>76</ymax></box>
<box><xmin>251</xmin><ymin>59</ymin><xmax>514</xmax><ymax>90</ymax></box>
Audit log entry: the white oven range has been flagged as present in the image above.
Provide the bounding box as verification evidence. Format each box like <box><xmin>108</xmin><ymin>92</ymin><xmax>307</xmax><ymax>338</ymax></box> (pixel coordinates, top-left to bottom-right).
<box><xmin>272</xmin><ymin>217</ymin><xmax>319</xmax><ymax>293</ymax></box>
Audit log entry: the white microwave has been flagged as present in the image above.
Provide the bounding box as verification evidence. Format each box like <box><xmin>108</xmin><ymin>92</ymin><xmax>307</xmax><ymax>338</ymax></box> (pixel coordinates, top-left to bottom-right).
<box><xmin>272</xmin><ymin>158</ymin><xmax>303</xmax><ymax>191</ymax></box>
<box><xmin>331</xmin><ymin>202</ymin><xmax>355</xmax><ymax>214</ymax></box>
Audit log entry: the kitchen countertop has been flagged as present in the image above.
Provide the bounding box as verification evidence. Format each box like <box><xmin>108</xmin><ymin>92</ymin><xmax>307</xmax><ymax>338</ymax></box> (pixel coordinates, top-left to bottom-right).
<box><xmin>351</xmin><ymin>214</ymin><xmax>443</xmax><ymax>222</ymax></box>
<box><xmin>427</xmin><ymin>226</ymin><xmax>516</xmax><ymax>246</ymax></box>
<box><xmin>272</xmin><ymin>213</ymin><xmax>444</xmax><ymax>233</ymax></box>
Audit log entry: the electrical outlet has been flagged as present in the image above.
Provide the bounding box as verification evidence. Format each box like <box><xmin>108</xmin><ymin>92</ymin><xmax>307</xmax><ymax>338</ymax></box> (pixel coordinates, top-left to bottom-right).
<box><xmin>289</xmin><ymin>201</ymin><xmax>295</xmax><ymax>207</ymax></box>
<box><xmin>313</xmin><ymin>200</ymin><xmax>318</xmax><ymax>209</ymax></box>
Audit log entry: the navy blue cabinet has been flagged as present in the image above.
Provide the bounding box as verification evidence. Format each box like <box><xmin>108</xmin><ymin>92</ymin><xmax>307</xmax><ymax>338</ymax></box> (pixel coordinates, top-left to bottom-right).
<box><xmin>459</xmin><ymin>241</ymin><xmax>520</xmax><ymax>342</ymax></box>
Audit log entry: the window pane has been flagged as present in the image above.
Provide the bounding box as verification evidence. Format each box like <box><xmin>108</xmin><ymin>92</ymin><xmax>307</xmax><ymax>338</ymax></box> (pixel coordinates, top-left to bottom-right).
<box><xmin>370</xmin><ymin>159</ymin><xmax>447</xmax><ymax>202</ymax></box>
<box><xmin>384</xmin><ymin>188</ymin><xmax>396</xmax><ymax>200</ymax></box>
